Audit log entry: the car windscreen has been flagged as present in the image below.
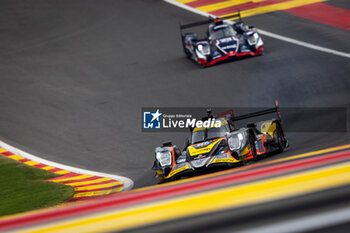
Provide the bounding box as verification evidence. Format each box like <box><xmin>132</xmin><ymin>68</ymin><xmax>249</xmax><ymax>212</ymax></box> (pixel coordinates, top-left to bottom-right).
<box><xmin>191</xmin><ymin>124</ymin><xmax>230</xmax><ymax>144</ymax></box>
<box><xmin>210</xmin><ymin>25</ymin><xmax>236</xmax><ymax>40</ymax></box>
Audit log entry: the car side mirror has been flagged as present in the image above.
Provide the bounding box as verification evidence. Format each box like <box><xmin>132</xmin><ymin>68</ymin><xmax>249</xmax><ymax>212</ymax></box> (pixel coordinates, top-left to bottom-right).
<box><xmin>162</xmin><ymin>141</ymin><xmax>172</xmax><ymax>147</ymax></box>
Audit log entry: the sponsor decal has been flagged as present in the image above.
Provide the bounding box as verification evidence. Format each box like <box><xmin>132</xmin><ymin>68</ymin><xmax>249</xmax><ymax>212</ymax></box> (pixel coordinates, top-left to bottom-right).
<box><xmin>218</xmin><ymin>37</ymin><xmax>233</xmax><ymax>43</ymax></box>
<box><xmin>212</xmin><ymin>55</ymin><xmax>222</xmax><ymax>60</ymax></box>
<box><xmin>216</xmin><ymin>153</ymin><xmax>231</xmax><ymax>159</ymax></box>
<box><xmin>193</xmin><ymin>141</ymin><xmax>213</xmax><ymax>149</ymax></box>
<box><xmin>220</xmin><ymin>44</ymin><xmax>237</xmax><ymax>50</ymax></box>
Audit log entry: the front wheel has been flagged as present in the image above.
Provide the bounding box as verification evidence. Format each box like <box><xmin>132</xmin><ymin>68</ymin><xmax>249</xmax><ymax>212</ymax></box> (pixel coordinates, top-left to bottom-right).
<box><xmin>249</xmin><ymin>135</ymin><xmax>258</xmax><ymax>161</ymax></box>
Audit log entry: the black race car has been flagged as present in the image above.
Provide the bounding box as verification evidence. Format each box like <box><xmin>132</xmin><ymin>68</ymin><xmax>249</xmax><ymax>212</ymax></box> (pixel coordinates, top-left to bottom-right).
<box><xmin>152</xmin><ymin>101</ymin><xmax>288</xmax><ymax>183</ymax></box>
<box><xmin>180</xmin><ymin>12</ymin><xmax>264</xmax><ymax>67</ymax></box>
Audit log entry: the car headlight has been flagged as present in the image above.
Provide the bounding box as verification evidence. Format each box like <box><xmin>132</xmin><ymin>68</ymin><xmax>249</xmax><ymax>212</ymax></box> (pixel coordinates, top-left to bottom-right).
<box><xmin>248</xmin><ymin>33</ymin><xmax>259</xmax><ymax>45</ymax></box>
<box><xmin>155</xmin><ymin>149</ymin><xmax>172</xmax><ymax>167</ymax></box>
<box><xmin>228</xmin><ymin>132</ymin><xmax>245</xmax><ymax>151</ymax></box>
<box><xmin>197</xmin><ymin>43</ymin><xmax>210</xmax><ymax>55</ymax></box>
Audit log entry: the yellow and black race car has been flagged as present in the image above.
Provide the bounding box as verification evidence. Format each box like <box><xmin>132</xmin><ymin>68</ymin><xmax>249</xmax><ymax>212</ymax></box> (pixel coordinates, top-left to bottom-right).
<box><xmin>152</xmin><ymin>101</ymin><xmax>288</xmax><ymax>183</ymax></box>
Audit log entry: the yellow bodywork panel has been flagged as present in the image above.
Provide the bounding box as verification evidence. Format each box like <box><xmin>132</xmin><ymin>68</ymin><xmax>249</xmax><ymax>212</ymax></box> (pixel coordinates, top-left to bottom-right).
<box><xmin>187</xmin><ymin>139</ymin><xmax>222</xmax><ymax>156</ymax></box>
<box><xmin>260</xmin><ymin>121</ymin><xmax>276</xmax><ymax>138</ymax></box>
<box><xmin>168</xmin><ymin>165</ymin><xmax>191</xmax><ymax>178</ymax></box>
<box><xmin>212</xmin><ymin>158</ymin><xmax>235</xmax><ymax>163</ymax></box>
<box><xmin>239</xmin><ymin>144</ymin><xmax>249</xmax><ymax>156</ymax></box>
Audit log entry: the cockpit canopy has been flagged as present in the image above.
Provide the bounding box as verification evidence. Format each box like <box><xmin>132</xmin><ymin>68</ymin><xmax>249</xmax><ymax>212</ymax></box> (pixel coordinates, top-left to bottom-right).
<box><xmin>209</xmin><ymin>23</ymin><xmax>236</xmax><ymax>40</ymax></box>
<box><xmin>191</xmin><ymin>120</ymin><xmax>231</xmax><ymax>144</ymax></box>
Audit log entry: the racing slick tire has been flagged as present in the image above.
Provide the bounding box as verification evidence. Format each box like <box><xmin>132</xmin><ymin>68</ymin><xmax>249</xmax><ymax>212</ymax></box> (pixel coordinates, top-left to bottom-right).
<box><xmin>182</xmin><ymin>33</ymin><xmax>197</xmax><ymax>58</ymax></box>
<box><xmin>274</xmin><ymin>123</ymin><xmax>287</xmax><ymax>153</ymax></box>
<box><xmin>181</xmin><ymin>39</ymin><xmax>191</xmax><ymax>58</ymax></box>
<box><xmin>249</xmin><ymin>134</ymin><xmax>258</xmax><ymax>161</ymax></box>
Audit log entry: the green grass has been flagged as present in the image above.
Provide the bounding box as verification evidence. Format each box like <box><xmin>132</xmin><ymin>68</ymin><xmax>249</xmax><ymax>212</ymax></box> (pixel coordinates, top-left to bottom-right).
<box><xmin>0</xmin><ymin>155</ymin><xmax>75</xmax><ymax>216</ymax></box>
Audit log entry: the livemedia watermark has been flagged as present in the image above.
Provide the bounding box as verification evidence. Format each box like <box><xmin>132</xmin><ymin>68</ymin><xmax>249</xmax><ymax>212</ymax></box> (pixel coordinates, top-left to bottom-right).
<box><xmin>141</xmin><ymin>107</ymin><xmax>348</xmax><ymax>133</ymax></box>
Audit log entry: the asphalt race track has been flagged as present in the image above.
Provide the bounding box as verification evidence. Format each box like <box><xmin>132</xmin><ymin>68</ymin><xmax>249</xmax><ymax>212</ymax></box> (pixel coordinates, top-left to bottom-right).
<box><xmin>0</xmin><ymin>0</ymin><xmax>350</xmax><ymax>231</ymax></box>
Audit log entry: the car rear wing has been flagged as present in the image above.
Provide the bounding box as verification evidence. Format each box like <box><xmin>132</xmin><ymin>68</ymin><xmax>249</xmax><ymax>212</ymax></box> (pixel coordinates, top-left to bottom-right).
<box><xmin>180</xmin><ymin>18</ymin><xmax>213</xmax><ymax>30</ymax></box>
<box><xmin>231</xmin><ymin>100</ymin><xmax>283</xmax><ymax>123</ymax></box>
<box><xmin>179</xmin><ymin>11</ymin><xmax>241</xmax><ymax>33</ymax></box>
<box><xmin>220</xmin><ymin>11</ymin><xmax>242</xmax><ymax>21</ymax></box>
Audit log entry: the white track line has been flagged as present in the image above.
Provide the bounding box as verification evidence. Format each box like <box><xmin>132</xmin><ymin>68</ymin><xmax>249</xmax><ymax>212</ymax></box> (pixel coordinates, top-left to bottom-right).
<box><xmin>165</xmin><ymin>0</ymin><xmax>216</xmax><ymax>18</ymax></box>
<box><xmin>258</xmin><ymin>29</ymin><xmax>350</xmax><ymax>58</ymax></box>
<box><xmin>0</xmin><ymin>139</ymin><xmax>134</xmax><ymax>191</ymax></box>
<box><xmin>164</xmin><ymin>0</ymin><xmax>350</xmax><ymax>59</ymax></box>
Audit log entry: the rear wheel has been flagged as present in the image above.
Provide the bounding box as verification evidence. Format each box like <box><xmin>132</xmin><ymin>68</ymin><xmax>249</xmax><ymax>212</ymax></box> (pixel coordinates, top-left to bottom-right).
<box><xmin>274</xmin><ymin>123</ymin><xmax>286</xmax><ymax>153</ymax></box>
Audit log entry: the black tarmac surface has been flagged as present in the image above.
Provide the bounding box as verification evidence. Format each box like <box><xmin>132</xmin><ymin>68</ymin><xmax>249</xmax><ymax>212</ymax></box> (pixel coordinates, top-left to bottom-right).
<box><xmin>0</xmin><ymin>0</ymin><xmax>349</xmax><ymax>189</ymax></box>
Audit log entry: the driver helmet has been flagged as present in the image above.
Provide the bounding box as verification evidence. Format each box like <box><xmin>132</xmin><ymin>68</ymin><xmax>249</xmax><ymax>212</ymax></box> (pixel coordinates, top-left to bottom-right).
<box><xmin>214</xmin><ymin>17</ymin><xmax>223</xmax><ymax>25</ymax></box>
